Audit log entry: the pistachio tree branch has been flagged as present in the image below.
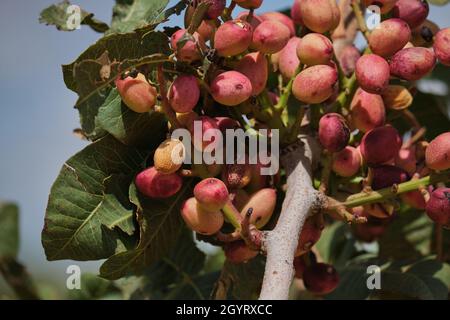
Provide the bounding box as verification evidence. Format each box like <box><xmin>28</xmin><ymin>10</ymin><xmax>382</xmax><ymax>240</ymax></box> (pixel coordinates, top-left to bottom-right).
<box><xmin>259</xmin><ymin>137</ymin><xmax>326</xmax><ymax>300</ymax></box>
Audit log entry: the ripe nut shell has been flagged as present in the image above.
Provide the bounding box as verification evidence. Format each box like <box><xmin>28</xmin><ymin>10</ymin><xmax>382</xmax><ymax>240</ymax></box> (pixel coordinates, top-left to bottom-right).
<box><xmin>434</xmin><ymin>28</ymin><xmax>450</xmax><ymax>66</ymax></box>
<box><xmin>202</xmin><ymin>0</ymin><xmax>226</xmax><ymax>20</ymax></box>
<box><xmin>214</xmin><ymin>117</ymin><xmax>240</xmax><ymax>133</ymax></box>
<box><xmin>363</xmin><ymin>0</ymin><xmax>398</xmax><ymax>14</ymax></box>
<box><xmin>401</xmin><ymin>190</ymin><xmax>426</xmax><ymax>210</ymax></box>
<box><xmin>395</xmin><ymin>146</ymin><xmax>417</xmax><ymax>175</ymax></box>
<box><xmin>115</xmin><ymin>73</ymin><xmax>157</xmax><ymax>113</ymax></box>
<box><xmin>260</xmin><ymin>12</ymin><xmax>296</xmax><ymax>37</ymax></box>
<box><xmin>392</xmin><ymin>0</ymin><xmax>429</xmax><ymax>29</ymax></box>
<box><xmin>412</xmin><ymin>20</ymin><xmax>440</xmax><ymax>48</ymax></box>
<box><xmin>234</xmin><ymin>0</ymin><xmax>263</xmax><ymax>9</ymax></box>
<box><xmin>371</xmin><ymin>165</ymin><xmax>409</xmax><ymax>190</ymax></box>
<box><xmin>426</xmin><ymin>188</ymin><xmax>450</xmax><ymax>226</ymax></box>
<box><xmin>194</xmin><ymin>178</ymin><xmax>229</xmax><ymax>212</ymax></box>
<box><xmin>237</xmin><ymin>11</ymin><xmax>263</xmax><ymax>30</ymax></box>
<box><xmin>184</xmin><ymin>5</ymin><xmax>217</xmax><ymax>40</ymax></box>
<box><xmin>154</xmin><ymin>139</ymin><xmax>186</xmax><ymax>174</ymax></box>
<box><xmin>360</xmin><ymin>126</ymin><xmax>402</xmax><ymax>166</ymax></box>
<box><xmin>246</xmin><ymin>161</ymin><xmax>269</xmax><ymax>193</ymax></box>
<box><xmin>296</xmin><ymin>216</ymin><xmax>323</xmax><ymax>256</ymax></box>
<box><xmin>187</xmin><ymin>116</ymin><xmax>221</xmax><ymax>151</ymax></box>
<box><xmin>355</xmin><ymin>54</ymin><xmax>390</xmax><ymax>94</ymax></box>
<box><xmin>318</xmin><ymin>113</ymin><xmax>350</xmax><ymax>153</ymax></box>
<box><xmin>222</xmin><ymin>163</ymin><xmax>252</xmax><ymax>189</ymax></box>
<box><xmin>240</xmin><ymin>188</ymin><xmax>277</xmax><ymax>229</ymax></box>
<box><xmin>181</xmin><ymin>197</ymin><xmax>224</xmax><ymax>235</ymax></box>
<box><xmin>350</xmin><ymin>88</ymin><xmax>386</xmax><ymax>133</ymax></box>
<box><xmin>278</xmin><ymin>37</ymin><xmax>301</xmax><ymax>80</ymax></box>
<box><xmin>230</xmin><ymin>189</ymin><xmax>250</xmax><ymax>211</ymax></box>
<box><xmin>369</xmin><ymin>18</ymin><xmax>411</xmax><ymax>58</ymax></box>
<box><xmin>298</xmin><ymin>0</ymin><xmax>340</xmax><ymax>34</ymax></box>
<box><xmin>332</xmin><ymin>146</ymin><xmax>362</xmax><ymax>177</ymax></box>
<box><xmin>364</xmin><ymin>203</ymin><xmax>395</xmax><ymax>219</ymax></box>
<box><xmin>291</xmin><ymin>0</ymin><xmax>304</xmax><ymax>25</ymax></box>
<box><xmin>337</xmin><ymin>45</ymin><xmax>360</xmax><ymax>77</ymax></box>
<box><xmin>236</xmin><ymin>52</ymin><xmax>268</xmax><ymax>96</ymax></box>
<box><xmin>352</xmin><ymin>207</ymin><xmax>391</xmax><ymax>242</ymax></box>
<box><xmin>390</xmin><ymin>47</ymin><xmax>436</xmax><ymax>81</ymax></box>
<box><xmin>252</xmin><ymin>20</ymin><xmax>291</xmax><ymax>54</ymax></box>
<box><xmin>425</xmin><ymin>132</ymin><xmax>450</xmax><ymax>171</ymax></box>
<box><xmin>168</xmin><ymin>75</ymin><xmax>200</xmax><ymax>113</ymax></box>
<box><xmin>171</xmin><ymin>29</ymin><xmax>205</xmax><ymax>63</ymax></box>
<box><xmin>293</xmin><ymin>256</ymin><xmax>307</xmax><ymax>279</ymax></box>
<box><xmin>381</xmin><ymin>85</ymin><xmax>413</xmax><ymax>110</ymax></box>
<box><xmin>292</xmin><ymin>65</ymin><xmax>338</xmax><ymax>104</ymax></box>
<box><xmin>303</xmin><ymin>263</ymin><xmax>339</xmax><ymax>295</ymax></box>
<box><xmin>210</xmin><ymin>71</ymin><xmax>253</xmax><ymax>106</ymax></box>
<box><xmin>214</xmin><ymin>20</ymin><xmax>253</xmax><ymax>57</ymax></box>
<box><xmin>297</xmin><ymin>33</ymin><xmax>334</xmax><ymax>66</ymax></box>
<box><xmin>135</xmin><ymin>167</ymin><xmax>182</xmax><ymax>198</ymax></box>
<box><xmin>224</xmin><ymin>240</ymin><xmax>259</xmax><ymax>263</ymax></box>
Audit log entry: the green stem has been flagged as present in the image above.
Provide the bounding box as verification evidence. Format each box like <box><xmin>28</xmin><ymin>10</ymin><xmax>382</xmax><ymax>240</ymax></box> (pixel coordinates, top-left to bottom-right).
<box><xmin>335</xmin><ymin>171</ymin><xmax>450</xmax><ymax>208</ymax></box>
<box><xmin>274</xmin><ymin>64</ymin><xmax>303</xmax><ymax>112</ymax></box>
<box><xmin>259</xmin><ymin>88</ymin><xmax>274</xmax><ymax>112</ymax></box>
<box><xmin>287</xmin><ymin>105</ymin><xmax>306</xmax><ymax>144</ymax></box>
<box><xmin>222</xmin><ymin>201</ymin><xmax>243</xmax><ymax>231</ymax></box>
<box><xmin>157</xmin><ymin>65</ymin><xmax>181</xmax><ymax>129</ymax></box>
<box><xmin>319</xmin><ymin>152</ymin><xmax>333</xmax><ymax>194</ymax></box>
<box><xmin>331</xmin><ymin>73</ymin><xmax>357</xmax><ymax>113</ymax></box>
<box><xmin>351</xmin><ymin>0</ymin><xmax>370</xmax><ymax>40</ymax></box>
<box><xmin>222</xmin><ymin>1</ymin><xmax>236</xmax><ymax>21</ymax></box>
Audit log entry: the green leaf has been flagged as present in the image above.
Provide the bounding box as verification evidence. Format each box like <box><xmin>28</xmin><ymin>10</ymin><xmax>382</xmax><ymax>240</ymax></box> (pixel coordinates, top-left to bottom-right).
<box><xmin>0</xmin><ymin>202</ymin><xmax>19</xmax><ymax>258</ymax></box>
<box><xmin>120</xmin><ymin>230</ymin><xmax>217</xmax><ymax>299</ymax></box>
<box><xmin>99</xmin><ymin>181</ymin><xmax>194</xmax><ymax>280</ymax></box>
<box><xmin>68</xmin><ymin>273</ymin><xmax>121</xmax><ymax>300</ymax></box>
<box><xmin>0</xmin><ymin>257</ymin><xmax>40</xmax><ymax>300</ymax></box>
<box><xmin>428</xmin><ymin>0</ymin><xmax>449</xmax><ymax>5</ymax></box>
<box><xmin>316</xmin><ymin>222</ymin><xmax>358</xmax><ymax>268</ymax></box>
<box><xmin>42</xmin><ymin>135</ymin><xmax>148</xmax><ymax>261</ymax></box>
<box><xmin>110</xmin><ymin>0</ymin><xmax>174</xmax><ymax>34</ymax></box>
<box><xmin>39</xmin><ymin>0</ymin><xmax>109</xmax><ymax>33</ymax></box>
<box><xmin>219</xmin><ymin>256</ymin><xmax>266</xmax><ymax>300</ymax></box>
<box><xmin>62</xmin><ymin>31</ymin><xmax>170</xmax><ymax>140</ymax></box>
<box><xmin>389</xmin><ymin>92</ymin><xmax>450</xmax><ymax>141</ymax></box>
<box><xmin>327</xmin><ymin>256</ymin><xmax>450</xmax><ymax>300</ymax></box>
<box><xmin>378</xmin><ymin>209</ymin><xmax>433</xmax><ymax>260</ymax></box>
<box><xmin>390</xmin><ymin>63</ymin><xmax>450</xmax><ymax>141</ymax></box>
<box><xmin>96</xmin><ymin>89</ymin><xmax>167</xmax><ymax>148</ymax></box>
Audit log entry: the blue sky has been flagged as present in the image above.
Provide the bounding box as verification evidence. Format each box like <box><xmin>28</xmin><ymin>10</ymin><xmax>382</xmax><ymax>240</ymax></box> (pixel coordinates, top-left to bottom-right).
<box><xmin>0</xmin><ymin>0</ymin><xmax>449</xmax><ymax>296</ymax></box>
